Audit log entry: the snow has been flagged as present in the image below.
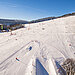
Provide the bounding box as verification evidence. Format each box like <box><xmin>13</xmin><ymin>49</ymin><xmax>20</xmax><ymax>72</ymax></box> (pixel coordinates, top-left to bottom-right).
<box><xmin>0</xmin><ymin>16</ymin><xmax>75</xmax><ymax>75</ymax></box>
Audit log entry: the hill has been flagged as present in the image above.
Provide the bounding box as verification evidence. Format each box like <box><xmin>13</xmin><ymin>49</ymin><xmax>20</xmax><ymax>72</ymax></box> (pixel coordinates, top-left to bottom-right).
<box><xmin>0</xmin><ymin>19</ymin><xmax>28</xmax><ymax>25</ymax></box>
<box><xmin>0</xmin><ymin>14</ymin><xmax>75</xmax><ymax>75</ymax></box>
<box><xmin>29</xmin><ymin>12</ymin><xmax>75</xmax><ymax>23</ymax></box>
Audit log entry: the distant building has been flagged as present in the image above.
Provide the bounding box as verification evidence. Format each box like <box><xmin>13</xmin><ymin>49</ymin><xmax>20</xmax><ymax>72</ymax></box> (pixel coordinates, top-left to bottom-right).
<box><xmin>10</xmin><ymin>24</ymin><xmax>25</xmax><ymax>30</ymax></box>
<box><xmin>0</xmin><ymin>24</ymin><xmax>9</xmax><ymax>30</ymax></box>
<box><xmin>0</xmin><ymin>24</ymin><xmax>25</xmax><ymax>31</ymax></box>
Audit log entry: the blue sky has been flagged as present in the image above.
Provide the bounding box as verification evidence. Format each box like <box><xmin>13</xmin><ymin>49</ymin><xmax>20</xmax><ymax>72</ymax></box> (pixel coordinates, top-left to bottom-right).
<box><xmin>0</xmin><ymin>0</ymin><xmax>75</xmax><ymax>21</ymax></box>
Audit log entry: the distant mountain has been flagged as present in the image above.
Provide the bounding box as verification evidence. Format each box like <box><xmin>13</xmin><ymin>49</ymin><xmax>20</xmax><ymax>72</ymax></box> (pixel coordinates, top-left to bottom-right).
<box><xmin>0</xmin><ymin>19</ymin><xmax>28</xmax><ymax>25</ymax></box>
<box><xmin>0</xmin><ymin>12</ymin><xmax>75</xmax><ymax>25</ymax></box>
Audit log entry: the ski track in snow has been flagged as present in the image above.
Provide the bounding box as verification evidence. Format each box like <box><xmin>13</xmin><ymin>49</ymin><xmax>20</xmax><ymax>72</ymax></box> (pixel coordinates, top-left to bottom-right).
<box><xmin>0</xmin><ymin>41</ymin><xmax>40</xmax><ymax>67</ymax></box>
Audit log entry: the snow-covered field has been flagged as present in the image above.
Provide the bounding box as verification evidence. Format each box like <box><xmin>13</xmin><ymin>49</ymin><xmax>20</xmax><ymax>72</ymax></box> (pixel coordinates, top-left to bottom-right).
<box><xmin>0</xmin><ymin>16</ymin><xmax>75</xmax><ymax>75</ymax></box>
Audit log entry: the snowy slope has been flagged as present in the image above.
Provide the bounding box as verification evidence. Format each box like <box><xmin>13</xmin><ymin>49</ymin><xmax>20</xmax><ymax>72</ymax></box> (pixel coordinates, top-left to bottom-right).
<box><xmin>0</xmin><ymin>16</ymin><xmax>75</xmax><ymax>75</ymax></box>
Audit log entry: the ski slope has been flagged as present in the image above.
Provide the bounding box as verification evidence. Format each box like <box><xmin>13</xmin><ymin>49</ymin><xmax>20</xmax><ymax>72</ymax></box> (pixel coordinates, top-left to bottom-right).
<box><xmin>0</xmin><ymin>16</ymin><xmax>75</xmax><ymax>75</ymax></box>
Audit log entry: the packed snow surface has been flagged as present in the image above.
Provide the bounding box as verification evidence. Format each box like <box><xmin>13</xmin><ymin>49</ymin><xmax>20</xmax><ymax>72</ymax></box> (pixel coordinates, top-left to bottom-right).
<box><xmin>0</xmin><ymin>16</ymin><xmax>75</xmax><ymax>75</ymax></box>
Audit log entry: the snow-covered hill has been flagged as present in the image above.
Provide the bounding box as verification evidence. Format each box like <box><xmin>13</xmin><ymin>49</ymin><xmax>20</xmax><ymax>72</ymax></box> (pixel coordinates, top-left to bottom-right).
<box><xmin>0</xmin><ymin>16</ymin><xmax>75</xmax><ymax>75</ymax></box>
